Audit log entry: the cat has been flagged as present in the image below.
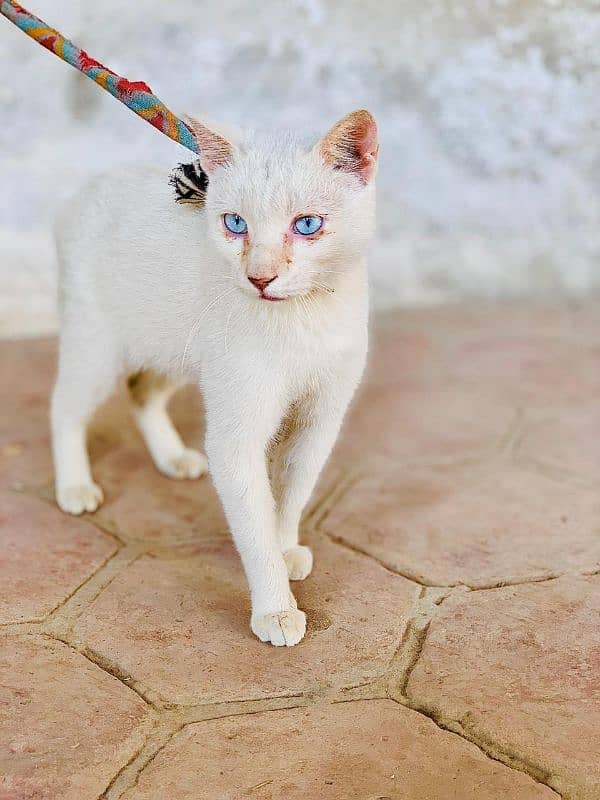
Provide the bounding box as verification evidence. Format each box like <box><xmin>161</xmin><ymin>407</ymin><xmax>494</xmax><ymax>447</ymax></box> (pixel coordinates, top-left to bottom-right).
<box><xmin>51</xmin><ymin>109</ymin><xmax>379</xmax><ymax>646</ymax></box>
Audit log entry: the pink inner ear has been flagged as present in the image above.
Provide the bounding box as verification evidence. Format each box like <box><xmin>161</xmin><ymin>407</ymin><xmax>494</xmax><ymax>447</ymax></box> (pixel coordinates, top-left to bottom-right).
<box><xmin>185</xmin><ymin>117</ymin><xmax>233</xmax><ymax>175</ymax></box>
<box><xmin>354</xmin><ymin>118</ymin><xmax>379</xmax><ymax>184</ymax></box>
<box><xmin>321</xmin><ymin>110</ymin><xmax>379</xmax><ymax>184</ymax></box>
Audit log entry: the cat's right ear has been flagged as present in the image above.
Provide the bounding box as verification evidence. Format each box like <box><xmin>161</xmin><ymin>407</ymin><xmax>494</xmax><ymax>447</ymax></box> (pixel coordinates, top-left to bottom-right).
<box><xmin>316</xmin><ymin>109</ymin><xmax>379</xmax><ymax>185</ymax></box>
<box><xmin>185</xmin><ymin>116</ymin><xmax>241</xmax><ymax>174</ymax></box>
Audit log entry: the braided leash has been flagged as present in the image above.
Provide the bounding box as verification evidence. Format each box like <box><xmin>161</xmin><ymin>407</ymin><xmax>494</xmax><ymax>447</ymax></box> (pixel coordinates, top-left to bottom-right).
<box><xmin>0</xmin><ymin>0</ymin><xmax>199</xmax><ymax>154</ymax></box>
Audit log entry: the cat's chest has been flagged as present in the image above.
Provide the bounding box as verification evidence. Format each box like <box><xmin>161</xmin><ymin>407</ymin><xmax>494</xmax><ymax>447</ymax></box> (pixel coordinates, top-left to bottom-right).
<box><xmin>202</xmin><ymin>312</ymin><xmax>354</xmax><ymax>383</ymax></box>
<box><xmin>195</xmin><ymin>289</ymin><xmax>367</xmax><ymax>397</ymax></box>
<box><xmin>240</xmin><ymin>315</ymin><xmax>360</xmax><ymax>386</ymax></box>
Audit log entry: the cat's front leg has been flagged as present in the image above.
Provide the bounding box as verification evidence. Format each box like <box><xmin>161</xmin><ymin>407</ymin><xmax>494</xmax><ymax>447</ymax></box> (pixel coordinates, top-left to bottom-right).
<box><xmin>203</xmin><ymin>383</ymin><xmax>305</xmax><ymax>646</ymax></box>
<box><xmin>275</xmin><ymin>358</ymin><xmax>365</xmax><ymax>580</ymax></box>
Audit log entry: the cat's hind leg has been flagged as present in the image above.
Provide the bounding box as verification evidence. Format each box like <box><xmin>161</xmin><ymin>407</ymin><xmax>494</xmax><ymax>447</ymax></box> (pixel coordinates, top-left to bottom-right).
<box><xmin>127</xmin><ymin>370</ymin><xmax>207</xmax><ymax>480</ymax></box>
<box><xmin>51</xmin><ymin>329</ymin><xmax>116</xmax><ymax>515</ymax></box>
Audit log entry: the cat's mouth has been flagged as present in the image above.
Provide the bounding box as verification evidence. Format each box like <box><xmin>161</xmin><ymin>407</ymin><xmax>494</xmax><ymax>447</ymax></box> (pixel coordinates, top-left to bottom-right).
<box><xmin>256</xmin><ymin>289</ymin><xmax>285</xmax><ymax>302</ymax></box>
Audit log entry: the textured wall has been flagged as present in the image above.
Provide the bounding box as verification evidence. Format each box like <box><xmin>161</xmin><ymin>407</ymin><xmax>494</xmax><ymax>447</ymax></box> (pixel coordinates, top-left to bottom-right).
<box><xmin>1</xmin><ymin>0</ymin><xmax>599</xmax><ymax>335</ymax></box>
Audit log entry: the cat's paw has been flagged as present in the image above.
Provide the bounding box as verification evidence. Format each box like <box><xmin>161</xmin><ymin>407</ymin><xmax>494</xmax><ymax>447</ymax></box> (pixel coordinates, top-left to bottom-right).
<box><xmin>56</xmin><ymin>482</ymin><xmax>104</xmax><ymax>515</ymax></box>
<box><xmin>158</xmin><ymin>448</ymin><xmax>208</xmax><ymax>480</ymax></box>
<box><xmin>251</xmin><ymin>606</ymin><xmax>306</xmax><ymax>647</ymax></box>
<box><xmin>283</xmin><ymin>545</ymin><xmax>313</xmax><ymax>581</ymax></box>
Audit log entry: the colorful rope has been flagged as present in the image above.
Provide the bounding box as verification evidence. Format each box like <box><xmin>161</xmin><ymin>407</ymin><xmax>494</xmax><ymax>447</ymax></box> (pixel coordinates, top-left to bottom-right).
<box><xmin>0</xmin><ymin>0</ymin><xmax>199</xmax><ymax>154</ymax></box>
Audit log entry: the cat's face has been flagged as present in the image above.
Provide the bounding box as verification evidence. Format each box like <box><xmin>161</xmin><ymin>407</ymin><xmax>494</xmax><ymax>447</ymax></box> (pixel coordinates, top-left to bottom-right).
<box><xmin>187</xmin><ymin>111</ymin><xmax>378</xmax><ymax>302</ymax></box>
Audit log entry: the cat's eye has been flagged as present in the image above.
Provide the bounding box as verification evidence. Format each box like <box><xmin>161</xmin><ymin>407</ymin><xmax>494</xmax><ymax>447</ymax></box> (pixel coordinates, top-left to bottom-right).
<box><xmin>223</xmin><ymin>213</ymin><xmax>248</xmax><ymax>235</ymax></box>
<box><xmin>293</xmin><ymin>215</ymin><xmax>324</xmax><ymax>236</ymax></box>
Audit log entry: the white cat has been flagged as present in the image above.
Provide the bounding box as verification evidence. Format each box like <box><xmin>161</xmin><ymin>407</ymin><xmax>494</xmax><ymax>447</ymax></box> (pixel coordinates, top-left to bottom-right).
<box><xmin>51</xmin><ymin>110</ymin><xmax>378</xmax><ymax>646</ymax></box>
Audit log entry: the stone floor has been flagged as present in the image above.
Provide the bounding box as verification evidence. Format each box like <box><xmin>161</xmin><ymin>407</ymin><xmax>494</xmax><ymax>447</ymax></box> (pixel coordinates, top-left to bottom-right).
<box><xmin>1</xmin><ymin>303</ymin><xmax>599</xmax><ymax>800</ymax></box>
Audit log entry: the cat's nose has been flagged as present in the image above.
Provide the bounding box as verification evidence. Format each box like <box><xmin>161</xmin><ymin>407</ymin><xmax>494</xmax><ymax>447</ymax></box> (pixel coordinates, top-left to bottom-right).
<box><xmin>248</xmin><ymin>275</ymin><xmax>276</xmax><ymax>292</ymax></box>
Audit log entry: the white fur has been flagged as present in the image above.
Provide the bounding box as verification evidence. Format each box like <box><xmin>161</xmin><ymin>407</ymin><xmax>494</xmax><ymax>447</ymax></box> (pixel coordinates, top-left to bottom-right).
<box><xmin>132</xmin><ymin>379</ymin><xmax>208</xmax><ymax>479</ymax></box>
<box><xmin>51</xmin><ymin>120</ymin><xmax>375</xmax><ymax>646</ymax></box>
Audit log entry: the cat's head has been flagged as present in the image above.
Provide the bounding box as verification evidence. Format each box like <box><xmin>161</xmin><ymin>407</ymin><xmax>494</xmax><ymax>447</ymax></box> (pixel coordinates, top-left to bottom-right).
<box><xmin>186</xmin><ymin>110</ymin><xmax>378</xmax><ymax>302</ymax></box>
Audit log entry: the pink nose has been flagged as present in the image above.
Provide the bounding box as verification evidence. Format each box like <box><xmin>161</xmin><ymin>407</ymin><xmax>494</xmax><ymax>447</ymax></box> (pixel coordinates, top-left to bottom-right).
<box><xmin>248</xmin><ymin>275</ymin><xmax>276</xmax><ymax>292</ymax></box>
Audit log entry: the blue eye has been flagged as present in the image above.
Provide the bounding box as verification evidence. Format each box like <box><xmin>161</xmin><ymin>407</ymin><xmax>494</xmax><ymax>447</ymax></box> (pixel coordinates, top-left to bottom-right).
<box><xmin>293</xmin><ymin>215</ymin><xmax>323</xmax><ymax>236</ymax></box>
<box><xmin>223</xmin><ymin>213</ymin><xmax>248</xmax><ymax>235</ymax></box>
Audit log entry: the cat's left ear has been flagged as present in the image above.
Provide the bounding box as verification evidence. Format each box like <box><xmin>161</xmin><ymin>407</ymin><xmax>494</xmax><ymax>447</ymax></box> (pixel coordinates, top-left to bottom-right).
<box><xmin>316</xmin><ymin>109</ymin><xmax>379</xmax><ymax>184</ymax></box>
<box><xmin>185</xmin><ymin>116</ymin><xmax>242</xmax><ymax>174</ymax></box>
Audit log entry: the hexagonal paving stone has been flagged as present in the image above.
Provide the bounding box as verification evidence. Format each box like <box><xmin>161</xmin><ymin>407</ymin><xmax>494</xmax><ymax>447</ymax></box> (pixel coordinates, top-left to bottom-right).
<box><xmin>367</xmin><ymin>305</ymin><xmax>574</xmax><ymax>390</ymax></box>
<box><xmin>0</xmin><ymin>636</ymin><xmax>149</xmax><ymax>800</ymax></box>
<box><xmin>388</xmin><ymin>303</ymin><xmax>599</xmax><ymax>350</ymax></box>
<box><xmin>518</xmin><ymin>405</ymin><xmax>600</xmax><ymax>483</ymax></box>
<box><xmin>0</xmin><ymin>338</ymin><xmax>56</xmax><ymax>410</ymax></box>
<box><xmin>366</xmin><ymin>304</ymin><xmax>600</xmax><ymax>407</ymax></box>
<box><xmin>362</xmin><ymin>313</ymin><xmax>441</xmax><ymax>392</ymax></box>
<box><xmin>0</xmin><ymin>491</ymin><xmax>118</xmax><ymax>624</ymax></box>
<box><xmin>320</xmin><ymin>463</ymin><xmax>600</xmax><ymax>587</ymax></box>
<box><xmin>336</xmin><ymin>384</ymin><xmax>515</xmax><ymax>466</ymax></box>
<box><xmin>443</xmin><ymin>329</ymin><xmax>600</xmax><ymax>406</ymax></box>
<box><xmin>0</xmin><ymin>412</ymin><xmax>53</xmax><ymax>490</ymax></box>
<box><xmin>73</xmin><ymin>536</ymin><xmax>418</xmax><ymax>705</ymax></box>
<box><xmin>88</xmin><ymin>446</ymin><xmax>226</xmax><ymax>545</ymax></box>
<box><xmin>406</xmin><ymin>576</ymin><xmax>600</xmax><ymax>799</ymax></box>
<box><xmin>0</xmin><ymin>338</ymin><xmax>56</xmax><ymax>489</ymax></box>
<box><xmin>121</xmin><ymin>700</ymin><xmax>555</xmax><ymax>800</ymax></box>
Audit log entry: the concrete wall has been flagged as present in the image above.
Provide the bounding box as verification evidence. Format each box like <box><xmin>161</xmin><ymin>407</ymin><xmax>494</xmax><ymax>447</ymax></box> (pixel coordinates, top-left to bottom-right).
<box><xmin>1</xmin><ymin>0</ymin><xmax>598</xmax><ymax>335</ymax></box>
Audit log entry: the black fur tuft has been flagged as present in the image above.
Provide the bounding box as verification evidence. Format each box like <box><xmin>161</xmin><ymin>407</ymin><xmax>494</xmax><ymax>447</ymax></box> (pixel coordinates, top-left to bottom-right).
<box><xmin>169</xmin><ymin>161</ymin><xmax>209</xmax><ymax>205</ymax></box>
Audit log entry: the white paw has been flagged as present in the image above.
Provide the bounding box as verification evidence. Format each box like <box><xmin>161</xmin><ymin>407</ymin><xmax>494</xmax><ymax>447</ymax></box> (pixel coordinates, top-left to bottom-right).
<box><xmin>158</xmin><ymin>448</ymin><xmax>208</xmax><ymax>480</ymax></box>
<box><xmin>251</xmin><ymin>606</ymin><xmax>307</xmax><ymax>647</ymax></box>
<box><xmin>56</xmin><ymin>482</ymin><xmax>104</xmax><ymax>515</ymax></box>
<box><xmin>283</xmin><ymin>545</ymin><xmax>313</xmax><ymax>581</ymax></box>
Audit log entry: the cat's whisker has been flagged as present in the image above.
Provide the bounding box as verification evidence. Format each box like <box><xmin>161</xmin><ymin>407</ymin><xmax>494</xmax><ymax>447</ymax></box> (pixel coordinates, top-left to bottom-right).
<box><xmin>312</xmin><ymin>282</ymin><xmax>355</xmax><ymax>318</ymax></box>
<box><xmin>294</xmin><ymin>293</ymin><xmax>310</xmax><ymax>324</ymax></box>
<box><xmin>311</xmin><ymin>280</ymin><xmax>335</xmax><ymax>295</ymax></box>
<box><xmin>305</xmin><ymin>278</ymin><xmax>336</xmax><ymax>299</ymax></box>
<box><xmin>302</xmin><ymin>295</ymin><xmax>314</xmax><ymax>324</ymax></box>
<box><xmin>222</xmin><ymin>305</ymin><xmax>235</xmax><ymax>358</ymax></box>
<box><xmin>301</xmin><ymin>295</ymin><xmax>314</xmax><ymax>323</ymax></box>
<box><xmin>180</xmin><ymin>286</ymin><xmax>238</xmax><ymax>373</ymax></box>
<box><xmin>202</xmin><ymin>275</ymin><xmax>238</xmax><ymax>285</ymax></box>
<box><xmin>298</xmin><ymin>292</ymin><xmax>320</xmax><ymax>329</ymax></box>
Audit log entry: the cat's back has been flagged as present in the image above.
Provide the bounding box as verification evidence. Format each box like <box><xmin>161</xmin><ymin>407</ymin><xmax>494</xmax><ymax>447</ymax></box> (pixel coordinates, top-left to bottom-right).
<box><xmin>54</xmin><ymin>165</ymin><xmax>198</xmax><ymax>283</ymax></box>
